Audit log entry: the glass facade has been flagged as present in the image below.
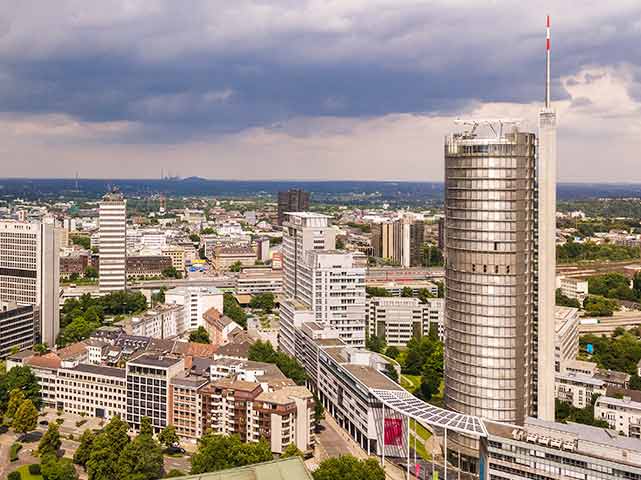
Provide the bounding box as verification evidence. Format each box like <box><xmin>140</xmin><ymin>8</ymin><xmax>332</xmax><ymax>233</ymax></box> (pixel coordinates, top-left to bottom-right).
<box><xmin>444</xmin><ymin>131</ymin><xmax>537</xmax><ymax>425</ymax></box>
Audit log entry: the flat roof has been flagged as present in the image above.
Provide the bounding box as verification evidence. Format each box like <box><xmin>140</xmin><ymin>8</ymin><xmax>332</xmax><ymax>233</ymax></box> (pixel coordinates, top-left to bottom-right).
<box><xmin>343</xmin><ymin>364</ymin><xmax>403</xmax><ymax>391</ymax></box>
<box><xmin>129</xmin><ymin>354</ymin><xmax>182</xmax><ymax>368</ymax></box>
<box><xmin>69</xmin><ymin>363</ymin><xmax>126</xmax><ymax>378</ymax></box>
<box><xmin>556</xmin><ymin>372</ymin><xmax>604</xmax><ymax>387</ymax></box>
<box><xmin>596</xmin><ymin>395</ymin><xmax>641</xmax><ymax>410</ymax></box>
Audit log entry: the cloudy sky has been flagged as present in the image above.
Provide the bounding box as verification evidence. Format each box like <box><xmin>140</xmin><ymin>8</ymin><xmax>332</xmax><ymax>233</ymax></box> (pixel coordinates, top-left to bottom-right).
<box><xmin>1</xmin><ymin>1</ymin><xmax>641</xmax><ymax>181</ymax></box>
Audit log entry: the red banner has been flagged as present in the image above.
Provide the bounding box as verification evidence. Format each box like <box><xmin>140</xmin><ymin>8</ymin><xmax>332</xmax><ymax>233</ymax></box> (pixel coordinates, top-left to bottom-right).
<box><xmin>384</xmin><ymin>418</ymin><xmax>403</xmax><ymax>446</ymax></box>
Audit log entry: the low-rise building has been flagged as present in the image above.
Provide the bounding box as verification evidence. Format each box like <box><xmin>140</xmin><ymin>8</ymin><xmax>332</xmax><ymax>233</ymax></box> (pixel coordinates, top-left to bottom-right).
<box><xmin>120</xmin><ymin>304</ymin><xmax>186</xmax><ymax>339</ymax></box>
<box><xmin>595</xmin><ymin>395</ymin><xmax>641</xmax><ymax>437</ymax></box>
<box><xmin>555</xmin><ymin>371</ymin><xmax>606</xmax><ymax>408</ymax></box>
<box><xmin>365</xmin><ymin>280</ymin><xmax>439</xmax><ymax>297</ymax></box>
<box><xmin>213</xmin><ymin>247</ymin><xmax>256</xmax><ymax>271</ymax></box>
<box><xmin>556</xmin><ymin>275</ymin><xmax>589</xmax><ymax>304</ymax></box>
<box><xmin>161</xmin><ymin>246</ymin><xmax>186</xmax><ymax>273</ymax></box>
<box><xmin>236</xmin><ymin>268</ymin><xmax>283</xmax><ymax>295</ymax></box>
<box><xmin>484</xmin><ymin>417</ymin><xmax>641</xmax><ymax>479</ymax></box>
<box><xmin>126</xmin><ymin>255</ymin><xmax>172</xmax><ymax>279</ymax></box>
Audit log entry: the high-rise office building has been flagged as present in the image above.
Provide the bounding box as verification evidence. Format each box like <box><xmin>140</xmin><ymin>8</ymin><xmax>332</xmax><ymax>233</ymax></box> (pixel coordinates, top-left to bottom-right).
<box><xmin>99</xmin><ymin>190</ymin><xmax>127</xmax><ymax>292</ymax></box>
<box><xmin>0</xmin><ymin>302</ymin><xmax>38</xmax><ymax>358</ymax></box>
<box><xmin>371</xmin><ymin>215</ymin><xmax>424</xmax><ymax>267</ymax></box>
<box><xmin>0</xmin><ymin>220</ymin><xmax>60</xmax><ymax>346</ymax></box>
<box><xmin>443</xmin><ymin>123</ymin><xmax>537</xmax><ymax>470</ymax></box>
<box><xmin>277</xmin><ymin>189</ymin><xmax>310</xmax><ymax>226</ymax></box>
<box><xmin>279</xmin><ymin>212</ymin><xmax>365</xmax><ymax>354</ymax></box>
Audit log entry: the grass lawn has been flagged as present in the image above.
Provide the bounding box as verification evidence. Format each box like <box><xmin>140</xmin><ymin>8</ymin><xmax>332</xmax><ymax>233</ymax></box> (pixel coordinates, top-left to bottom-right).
<box><xmin>413</xmin><ymin>420</ymin><xmax>432</xmax><ymax>442</ymax></box>
<box><xmin>13</xmin><ymin>465</ymin><xmax>43</xmax><ymax>480</ymax></box>
<box><xmin>400</xmin><ymin>374</ymin><xmax>421</xmax><ymax>393</ymax></box>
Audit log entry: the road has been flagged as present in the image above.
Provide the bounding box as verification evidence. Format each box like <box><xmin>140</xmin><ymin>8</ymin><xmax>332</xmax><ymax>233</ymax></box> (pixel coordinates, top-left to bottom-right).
<box><xmin>579</xmin><ymin>313</ymin><xmax>641</xmax><ymax>334</ymax></box>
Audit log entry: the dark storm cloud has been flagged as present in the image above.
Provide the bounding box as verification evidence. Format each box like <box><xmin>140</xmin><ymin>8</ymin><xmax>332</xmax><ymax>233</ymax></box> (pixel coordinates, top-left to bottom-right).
<box><xmin>0</xmin><ymin>1</ymin><xmax>640</xmax><ymax>142</ymax></box>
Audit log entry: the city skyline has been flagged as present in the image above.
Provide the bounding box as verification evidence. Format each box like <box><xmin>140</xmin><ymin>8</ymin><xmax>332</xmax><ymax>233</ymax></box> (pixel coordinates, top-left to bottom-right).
<box><xmin>1</xmin><ymin>2</ymin><xmax>641</xmax><ymax>181</ymax></box>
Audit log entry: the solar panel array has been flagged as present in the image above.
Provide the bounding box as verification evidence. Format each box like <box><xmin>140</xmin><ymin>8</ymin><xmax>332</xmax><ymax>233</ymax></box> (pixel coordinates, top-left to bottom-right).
<box><xmin>371</xmin><ymin>388</ymin><xmax>488</xmax><ymax>437</ymax></box>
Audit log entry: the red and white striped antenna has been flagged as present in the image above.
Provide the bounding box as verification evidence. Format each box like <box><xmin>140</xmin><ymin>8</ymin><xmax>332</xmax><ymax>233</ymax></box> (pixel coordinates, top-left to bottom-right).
<box><xmin>545</xmin><ymin>15</ymin><xmax>551</xmax><ymax>108</ymax></box>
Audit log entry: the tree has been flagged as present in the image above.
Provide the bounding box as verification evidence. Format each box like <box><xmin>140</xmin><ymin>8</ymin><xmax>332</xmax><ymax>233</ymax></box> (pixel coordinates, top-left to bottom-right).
<box><xmin>400</xmin><ymin>287</ymin><xmax>413</xmax><ymax>298</ymax></box>
<box><xmin>39</xmin><ymin>422</ymin><xmax>62</xmax><ymax>458</ymax></box>
<box><xmin>383</xmin><ymin>363</ymin><xmax>399</xmax><ymax>383</ymax></box>
<box><xmin>555</xmin><ymin>288</ymin><xmax>581</xmax><ymax>308</ymax></box>
<box><xmin>12</xmin><ymin>399</ymin><xmax>38</xmax><ymax>437</ymax></box>
<box><xmin>365</xmin><ymin>287</ymin><xmax>390</xmax><ymax>298</ymax></box>
<box><xmin>583</xmin><ymin>295</ymin><xmax>618</xmax><ymax>317</ymax></box>
<box><xmin>229</xmin><ymin>261</ymin><xmax>243</xmax><ymax>272</ymax></box>
<box><xmin>41</xmin><ymin>455</ymin><xmax>79</xmax><ymax>480</ymax></box>
<box><xmin>366</xmin><ymin>335</ymin><xmax>386</xmax><ymax>354</ymax></box>
<box><xmin>158</xmin><ymin>425</ymin><xmax>180</xmax><ymax>449</ymax></box>
<box><xmin>223</xmin><ymin>293</ymin><xmax>247</xmax><ymax>328</ymax></box>
<box><xmin>73</xmin><ymin>429</ymin><xmax>96</xmax><ymax>467</ymax></box>
<box><xmin>33</xmin><ymin>343</ymin><xmax>49</xmax><ymax>354</ymax></box>
<box><xmin>189</xmin><ymin>326</ymin><xmax>211</xmax><ymax>344</ymax></box>
<box><xmin>313</xmin><ymin>394</ymin><xmax>325</xmax><ymax>427</ymax></box>
<box><xmin>84</xmin><ymin>266</ymin><xmax>98</xmax><ymax>279</ymax></box>
<box><xmin>312</xmin><ymin>456</ymin><xmax>385</xmax><ymax>480</ymax></box>
<box><xmin>249</xmin><ymin>293</ymin><xmax>275</xmax><ymax>313</ymax></box>
<box><xmin>72</xmin><ymin>236</ymin><xmax>91</xmax><ymax>250</ymax></box>
<box><xmin>248</xmin><ymin>340</ymin><xmax>307</xmax><ymax>385</ymax></box>
<box><xmin>189</xmin><ymin>233</ymin><xmax>200</xmax><ymax>244</ymax></box>
<box><xmin>87</xmin><ymin>416</ymin><xmax>130</xmax><ymax>480</ymax></box>
<box><xmin>165</xmin><ymin>470</ymin><xmax>185</xmax><ymax>478</ymax></box>
<box><xmin>4</xmin><ymin>365</ymin><xmax>41</xmax><ymax>409</ymax></box>
<box><xmin>190</xmin><ymin>434</ymin><xmax>272</xmax><ymax>474</ymax></box>
<box><xmin>116</xmin><ymin>420</ymin><xmax>163</xmax><ymax>480</ymax></box>
<box><xmin>162</xmin><ymin>266</ymin><xmax>182</xmax><ymax>279</ymax></box>
<box><xmin>385</xmin><ymin>346</ymin><xmax>400</xmax><ymax>359</ymax></box>
<box><xmin>417</xmin><ymin>288</ymin><xmax>434</xmax><ymax>303</ymax></box>
<box><xmin>281</xmin><ymin>443</ymin><xmax>304</xmax><ymax>459</ymax></box>
<box><xmin>5</xmin><ymin>389</ymin><xmax>26</xmax><ymax>419</ymax></box>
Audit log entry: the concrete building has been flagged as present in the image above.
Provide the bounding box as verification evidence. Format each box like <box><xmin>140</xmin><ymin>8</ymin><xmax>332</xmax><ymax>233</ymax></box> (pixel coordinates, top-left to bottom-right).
<box><xmin>371</xmin><ymin>216</ymin><xmax>425</xmax><ymax>267</ymax></box>
<box><xmin>555</xmin><ymin>371</ymin><xmax>606</xmax><ymax>409</ymax></box>
<box><xmin>212</xmin><ymin>246</ymin><xmax>256</xmax><ymax>271</ymax></box>
<box><xmin>125</xmin><ymin>354</ymin><xmax>185</xmax><ymax>432</ymax></box>
<box><xmin>556</xmin><ymin>275</ymin><xmax>588</xmax><ymax>304</ymax></box>
<box><xmin>555</xmin><ymin>306</ymin><xmax>580</xmax><ymax>371</ymax></box>
<box><xmin>444</xmin><ymin>123</ymin><xmax>538</xmax><ymax>429</ymax></box>
<box><xmin>165</xmin><ymin>286</ymin><xmax>224</xmax><ymax>331</ymax></box>
<box><xmin>277</xmin><ymin>189</ymin><xmax>310</xmax><ymax>226</ymax></box>
<box><xmin>256</xmin><ymin>237</ymin><xmax>270</xmax><ymax>263</ymax></box>
<box><xmin>365</xmin><ymin>279</ymin><xmax>439</xmax><ymax>298</ymax></box>
<box><xmin>126</xmin><ymin>255</ymin><xmax>172</xmax><ymax>279</ymax></box>
<box><xmin>120</xmin><ymin>304</ymin><xmax>186</xmax><ymax>339</ymax></box>
<box><xmin>0</xmin><ymin>220</ymin><xmax>60</xmax><ymax>346</ymax></box>
<box><xmin>56</xmin><ymin>363</ymin><xmax>126</xmax><ymax>419</ymax></box>
<box><xmin>99</xmin><ymin>191</ymin><xmax>127</xmax><ymax>292</ymax></box>
<box><xmin>484</xmin><ymin>416</ymin><xmax>641</xmax><ymax>479</ymax></box>
<box><xmin>0</xmin><ymin>303</ymin><xmax>37</xmax><ymax>358</ymax></box>
<box><xmin>595</xmin><ymin>395</ymin><xmax>641</xmax><ymax>437</ymax></box>
<box><xmin>366</xmin><ymin>296</ymin><xmax>444</xmax><ymax>346</ymax></box>
<box><xmin>161</xmin><ymin>246</ymin><xmax>186</xmax><ymax>273</ymax></box>
<box><xmin>236</xmin><ymin>268</ymin><xmax>283</xmax><ymax>295</ymax></box>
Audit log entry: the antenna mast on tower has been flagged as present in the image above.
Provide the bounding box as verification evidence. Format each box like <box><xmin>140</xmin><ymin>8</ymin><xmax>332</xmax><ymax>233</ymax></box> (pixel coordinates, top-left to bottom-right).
<box><xmin>545</xmin><ymin>15</ymin><xmax>551</xmax><ymax>109</ymax></box>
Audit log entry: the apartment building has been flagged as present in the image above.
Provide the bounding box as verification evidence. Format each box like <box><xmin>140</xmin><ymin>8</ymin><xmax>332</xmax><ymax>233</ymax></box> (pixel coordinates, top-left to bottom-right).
<box><xmin>595</xmin><ymin>396</ymin><xmax>641</xmax><ymax>438</ymax></box>
<box><xmin>556</xmin><ymin>275</ymin><xmax>589</xmax><ymax>304</ymax></box>
<box><xmin>161</xmin><ymin>246</ymin><xmax>186</xmax><ymax>273</ymax></box>
<box><xmin>483</xmin><ymin>417</ymin><xmax>641</xmax><ymax>479</ymax></box>
<box><xmin>165</xmin><ymin>286</ymin><xmax>223</xmax><ymax>331</ymax></box>
<box><xmin>0</xmin><ymin>220</ymin><xmax>60</xmax><ymax>346</ymax></box>
<box><xmin>366</xmin><ymin>296</ymin><xmax>444</xmax><ymax>346</ymax></box>
<box><xmin>555</xmin><ymin>306</ymin><xmax>580</xmax><ymax>371</ymax></box>
<box><xmin>56</xmin><ymin>364</ymin><xmax>126</xmax><ymax>419</ymax></box>
<box><xmin>125</xmin><ymin>354</ymin><xmax>185</xmax><ymax>432</ymax></box>
<box><xmin>169</xmin><ymin>373</ymin><xmax>208</xmax><ymax>439</ymax></box>
<box><xmin>555</xmin><ymin>371</ymin><xmax>606</xmax><ymax>408</ymax></box>
<box><xmin>120</xmin><ymin>304</ymin><xmax>186</xmax><ymax>339</ymax></box>
<box><xmin>370</xmin><ymin>215</ymin><xmax>425</xmax><ymax>267</ymax></box>
<box><xmin>0</xmin><ymin>303</ymin><xmax>37</xmax><ymax>358</ymax></box>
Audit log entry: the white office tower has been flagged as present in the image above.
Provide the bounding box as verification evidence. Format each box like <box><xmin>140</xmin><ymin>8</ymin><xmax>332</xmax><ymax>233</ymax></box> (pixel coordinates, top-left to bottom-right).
<box><xmin>0</xmin><ymin>221</ymin><xmax>60</xmax><ymax>346</ymax></box>
<box><xmin>279</xmin><ymin>213</ymin><xmax>365</xmax><ymax>355</ymax></box>
<box><xmin>99</xmin><ymin>190</ymin><xmax>127</xmax><ymax>292</ymax></box>
<box><xmin>537</xmin><ymin>15</ymin><xmax>557</xmax><ymax>421</ymax></box>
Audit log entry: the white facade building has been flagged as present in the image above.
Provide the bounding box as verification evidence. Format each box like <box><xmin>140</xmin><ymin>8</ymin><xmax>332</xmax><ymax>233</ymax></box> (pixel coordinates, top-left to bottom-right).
<box><xmin>595</xmin><ymin>396</ymin><xmax>641</xmax><ymax>438</ymax></box>
<box><xmin>165</xmin><ymin>286</ymin><xmax>223</xmax><ymax>331</ymax></box>
<box><xmin>0</xmin><ymin>220</ymin><xmax>60</xmax><ymax>346</ymax></box>
<box><xmin>556</xmin><ymin>275</ymin><xmax>589</xmax><ymax>304</ymax></box>
<box><xmin>555</xmin><ymin>306</ymin><xmax>580</xmax><ymax>371</ymax></box>
<box><xmin>99</xmin><ymin>191</ymin><xmax>127</xmax><ymax>292</ymax></box>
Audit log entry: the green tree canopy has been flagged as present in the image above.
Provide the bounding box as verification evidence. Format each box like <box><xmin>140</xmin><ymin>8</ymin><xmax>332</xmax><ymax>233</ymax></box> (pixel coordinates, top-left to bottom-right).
<box><xmin>158</xmin><ymin>424</ymin><xmax>180</xmax><ymax>448</ymax></box>
<box><xmin>312</xmin><ymin>456</ymin><xmax>385</xmax><ymax>480</ymax></box>
<box><xmin>280</xmin><ymin>443</ymin><xmax>304</xmax><ymax>459</ymax></box>
<box><xmin>365</xmin><ymin>287</ymin><xmax>391</xmax><ymax>297</ymax></box>
<box><xmin>223</xmin><ymin>293</ymin><xmax>247</xmax><ymax>328</ymax></box>
<box><xmin>249</xmin><ymin>293</ymin><xmax>275</xmax><ymax>313</ymax></box>
<box><xmin>87</xmin><ymin>415</ymin><xmax>131</xmax><ymax>480</ymax></box>
<box><xmin>229</xmin><ymin>261</ymin><xmax>243</xmax><ymax>272</ymax></box>
<box><xmin>39</xmin><ymin>422</ymin><xmax>62</xmax><ymax>458</ymax></box>
<box><xmin>190</xmin><ymin>434</ymin><xmax>272</xmax><ymax>474</ymax></box>
<box><xmin>248</xmin><ymin>340</ymin><xmax>307</xmax><ymax>385</ymax></box>
<box><xmin>13</xmin><ymin>398</ymin><xmax>38</xmax><ymax>436</ymax></box>
<box><xmin>5</xmin><ymin>388</ymin><xmax>26</xmax><ymax>419</ymax></box>
<box><xmin>116</xmin><ymin>419</ymin><xmax>163</xmax><ymax>480</ymax></box>
<box><xmin>41</xmin><ymin>454</ymin><xmax>79</xmax><ymax>480</ymax></box>
<box><xmin>73</xmin><ymin>429</ymin><xmax>96</xmax><ymax>467</ymax></box>
<box><xmin>189</xmin><ymin>326</ymin><xmax>211</xmax><ymax>344</ymax></box>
